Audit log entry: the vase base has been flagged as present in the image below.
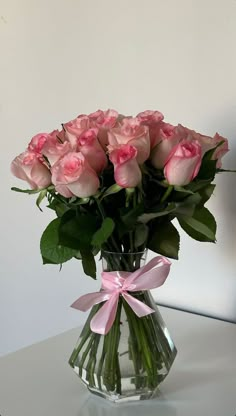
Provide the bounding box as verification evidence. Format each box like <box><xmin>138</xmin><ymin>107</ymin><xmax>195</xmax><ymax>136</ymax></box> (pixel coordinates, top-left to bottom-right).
<box><xmin>87</xmin><ymin>385</ymin><xmax>161</xmax><ymax>403</ymax></box>
<box><xmin>71</xmin><ymin>342</ymin><xmax>177</xmax><ymax>403</ymax></box>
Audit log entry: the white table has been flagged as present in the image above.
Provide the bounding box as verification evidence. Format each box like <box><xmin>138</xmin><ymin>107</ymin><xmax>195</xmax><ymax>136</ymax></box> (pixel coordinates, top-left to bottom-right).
<box><xmin>0</xmin><ymin>306</ymin><xmax>236</xmax><ymax>416</ymax></box>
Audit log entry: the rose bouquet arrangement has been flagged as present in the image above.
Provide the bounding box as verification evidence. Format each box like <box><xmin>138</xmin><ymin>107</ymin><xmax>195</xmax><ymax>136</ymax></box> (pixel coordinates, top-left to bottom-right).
<box><xmin>11</xmin><ymin>109</ymin><xmax>230</xmax><ymax>401</ymax></box>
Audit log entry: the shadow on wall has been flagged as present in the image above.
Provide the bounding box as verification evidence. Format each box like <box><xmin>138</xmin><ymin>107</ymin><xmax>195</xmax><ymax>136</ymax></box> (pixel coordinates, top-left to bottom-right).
<box><xmin>218</xmin><ymin>171</ymin><xmax>236</xmax><ymax>319</ymax></box>
<box><xmin>212</xmin><ymin>106</ymin><xmax>236</xmax><ymax>318</ymax></box>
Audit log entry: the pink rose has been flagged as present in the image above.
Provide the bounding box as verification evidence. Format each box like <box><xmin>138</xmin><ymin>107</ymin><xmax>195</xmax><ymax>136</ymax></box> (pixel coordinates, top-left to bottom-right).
<box><xmin>56</xmin><ymin>128</ymin><xmax>67</xmax><ymax>143</ymax></box>
<box><xmin>164</xmin><ymin>140</ymin><xmax>202</xmax><ymax>186</ymax></box>
<box><xmin>211</xmin><ymin>133</ymin><xmax>229</xmax><ymax>168</ymax></box>
<box><xmin>137</xmin><ymin>110</ymin><xmax>164</xmax><ymax>124</ymax></box>
<box><xmin>108</xmin><ymin>117</ymin><xmax>150</xmax><ymax>164</ymax></box>
<box><xmin>109</xmin><ymin>144</ymin><xmax>142</xmax><ymax>188</ymax></box>
<box><xmin>88</xmin><ymin>109</ymin><xmax>119</xmax><ymax>148</ymax></box>
<box><xmin>51</xmin><ymin>152</ymin><xmax>99</xmax><ymax>198</ymax></box>
<box><xmin>77</xmin><ymin>128</ymin><xmax>107</xmax><ymax>173</ymax></box>
<box><xmin>41</xmin><ymin>130</ymin><xmax>71</xmax><ymax>166</ymax></box>
<box><xmin>11</xmin><ymin>151</ymin><xmax>51</xmax><ymax>189</ymax></box>
<box><xmin>175</xmin><ymin>124</ymin><xmax>192</xmax><ymax>140</ymax></box>
<box><xmin>89</xmin><ymin>109</ymin><xmax>119</xmax><ymax>128</ymax></box>
<box><xmin>63</xmin><ymin>115</ymin><xmax>90</xmax><ymax>148</ymax></box>
<box><xmin>137</xmin><ymin>110</ymin><xmax>164</xmax><ymax>148</ymax></box>
<box><xmin>176</xmin><ymin>125</ymin><xmax>229</xmax><ymax>167</ymax></box>
<box><xmin>28</xmin><ymin>133</ymin><xmax>48</xmax><ymax>155</ymax></box>
<box><xmin>177</xmin><ymin>125</ymin><xmax>214</xmax><ymax>155</ymax></box>
<box><xmin>150</xmin><ymin>123</ymin><xmax>181</xmax><ymax>169</ymax></box>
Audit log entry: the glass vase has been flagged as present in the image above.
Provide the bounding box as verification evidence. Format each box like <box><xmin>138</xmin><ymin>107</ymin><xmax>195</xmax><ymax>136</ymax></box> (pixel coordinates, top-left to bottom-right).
<box><xmin>69</xmin><ymin>250</ymin><xmax>177</xmax><ymax>403</ymax></box>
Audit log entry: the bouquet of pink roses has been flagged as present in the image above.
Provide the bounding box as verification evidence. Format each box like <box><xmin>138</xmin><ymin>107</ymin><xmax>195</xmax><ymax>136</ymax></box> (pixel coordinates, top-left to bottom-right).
<box><xmin>11</xmin><ymin>109</ymin><xmax>229</xmax><ymax>276</ymax></box>
<box><xmin>11</xmin><ymin>109</ymin><xmax>230</xmax><ymax>401</ymax></box>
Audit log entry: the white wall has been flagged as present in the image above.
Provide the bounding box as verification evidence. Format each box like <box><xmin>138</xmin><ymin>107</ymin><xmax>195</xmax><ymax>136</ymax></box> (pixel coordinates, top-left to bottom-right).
<box><xmin>1</xmin><ymin>0</ymin><xmax>236</xmax><ymax>356</ymax></box>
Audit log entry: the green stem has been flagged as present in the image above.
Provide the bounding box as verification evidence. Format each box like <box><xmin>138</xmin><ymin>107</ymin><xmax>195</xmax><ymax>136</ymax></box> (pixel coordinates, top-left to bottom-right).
<box><xmin>128</xmin><ymin>231</ymin><xmax>135</xmax><ymax>269</ymax></box>
<box><xmin>86</xmin><ymin>334</ymin><xmax>100</xmax><ymax>386</ymax></box>
<box><xmin>95</xmin><ymin>198</ymin><xmax>121</xmax><ymax>254</ymax></box>
<box><xmin>97</xmin><ymin>337</ymin><xmax>107</xmax><ymax>389</ymax></box>
<box><xmin>142</xmin><ymin>292</ymin><xmax>173</xmax><ymax>365</ymax></box>
<box><xmin>79</xmin><ymin>333</ymin><xmax>96</xmax><ymax>377</ymax></box>
<box><xmin>122</xmin><ymin>299</ymin><xmax>142</xmax><ymax>389</ymax></box>
<box><xmin>68</xmin><ymin>304</ymin><xmax>101</xmax><ymax>368</ymax></box>
<box><xmin>103</xmin><ymin>301</ymin><xmax>122</xmax><ymax>392</ymax></box>
<box><xmin>115</xmin><ymin>351</ymin><xmax>122</xmax><ymax>394</ymax></box>
<box><xmin>123</xmin><ymin>295</ymin><xmax>161</xmax><ymax>389</ymax></box>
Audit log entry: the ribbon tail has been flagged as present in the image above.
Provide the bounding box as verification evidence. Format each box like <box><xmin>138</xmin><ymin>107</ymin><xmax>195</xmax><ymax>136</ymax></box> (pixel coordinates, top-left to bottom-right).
<box><xmin>71</xmin><ymin>291</ymin><xmax>111</xmax><ymax>312</ymax></box>
<box><xmin>122</xmin><ymin>292</ymin><xmax>155</xmax><ymax>317</ymax></box>
<box><xmin>90</xmin><ymin>293</ymin><xmax>119</xmax><ymax>335</ymax></box>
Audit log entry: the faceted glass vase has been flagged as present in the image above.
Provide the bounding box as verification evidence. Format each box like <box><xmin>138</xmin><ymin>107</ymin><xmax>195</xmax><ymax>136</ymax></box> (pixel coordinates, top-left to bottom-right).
<box><xmin>69</xmin><ymin>250</ymin><xmax>177</xmax><ymax>403</ymax></box>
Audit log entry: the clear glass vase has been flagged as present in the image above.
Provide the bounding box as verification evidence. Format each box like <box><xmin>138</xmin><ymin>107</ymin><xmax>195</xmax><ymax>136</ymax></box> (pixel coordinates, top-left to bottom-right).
<box><xmin>69</xmin><ymin>250</ymin><xmax>177</xmax><ymax>403</ymax></box>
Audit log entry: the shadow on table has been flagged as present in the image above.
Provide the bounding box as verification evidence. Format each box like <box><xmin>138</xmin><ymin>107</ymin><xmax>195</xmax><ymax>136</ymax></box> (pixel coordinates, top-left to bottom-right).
<box><xmin>164</xmin><ymin>364</ymin><xmax>236</xmax><ymax>396</ymax></box>
<box><xmin>78</xmin><ymin>392</ymin><xmax>177</xmax><ymax>416</ymax></box>
<box><xmin>164</xmin><ymin>322</ymin><xmax>236</xmax><ymax>395</ymax></box>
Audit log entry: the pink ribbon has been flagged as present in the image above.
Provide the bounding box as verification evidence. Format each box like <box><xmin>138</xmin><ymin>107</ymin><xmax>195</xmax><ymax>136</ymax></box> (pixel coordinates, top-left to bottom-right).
<box><xmin>71</xmin><ymin>256</ymin><xmax>171</xmax><ymax>335</ymax></box>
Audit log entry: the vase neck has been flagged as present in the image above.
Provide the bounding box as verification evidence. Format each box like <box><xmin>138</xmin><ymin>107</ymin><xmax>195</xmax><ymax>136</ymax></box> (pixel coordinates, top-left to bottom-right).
<box><xmin>101</xmin><ymin>250</ymin><xmax>148</xmax><ymax>273</ymax></box>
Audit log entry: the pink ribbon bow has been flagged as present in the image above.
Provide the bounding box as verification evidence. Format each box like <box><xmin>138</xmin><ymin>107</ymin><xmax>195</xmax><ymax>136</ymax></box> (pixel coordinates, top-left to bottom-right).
<box><xmin>71</xmin><ymin>256</ymin><xmax>171</xmax><ymax>335</ymax></box>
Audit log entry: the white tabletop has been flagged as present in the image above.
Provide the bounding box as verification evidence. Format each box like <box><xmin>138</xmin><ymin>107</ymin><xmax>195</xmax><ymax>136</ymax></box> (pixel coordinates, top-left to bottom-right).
<box><xmin>0</xmin><ymin>306</ymin><xmax>236</xmax><ymax>416</ymax></box>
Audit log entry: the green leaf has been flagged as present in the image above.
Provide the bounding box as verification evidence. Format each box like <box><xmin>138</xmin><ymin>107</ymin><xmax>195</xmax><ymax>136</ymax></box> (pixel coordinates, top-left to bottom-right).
<box><xmin>92</xmin><ymin>217</ymin><xmax>115</xmax><ymax>248</ymax></box>
<box><xmin>188</xmin><ymin>180</ymin><xmax>214</xmax><ymax>193</ymax></box>
<box><xmin>121</xmin><ymin>203</ymin><xmax>144</xmax><ymax>228</ymax></box>
<box><xmin>138</xmin><ymin>192</ymin><xmax>204</xmax><ymax>224</ymax></box>
<box><xmin>42</xmin><ymin>256</ymin><xmax>58</xmax><ymax>265</ymax></box>
<box><xmin>147</xmin><ymin>221</ymin><xmax>180</xmax><ymax>259</ymax></box>
<box><xmin>80</xmin><ymin>248</ymin><xmax>96</xmax><ymax>279</ymax></box>
<box><xmin>36</xmin><ymin>189</ymin><xmax>47</xmax><ymax>211</ymax></box>
<box><xmin>179</xmin><ymin>192</ymin><xmax>202</xmax><ymax>206</ymax></box>
<box><xmin>138</xmin><ymin>203</ymin><xmax>176</xmax><ymax>224</ymax></box>
<box><xmin>178</xmin><ymin>207</ymin><xmax>216</xmax><ymax>242</ymax></box>
<box><xmin>174</xmin><ymin>193</ymin><xmax>202</xmax><ymax>216</ymax></box>
<box><xmin>47</xmin><ymin>200</ymin><xmax>70</xmax><ymax>217</ymax></box>
<box><xmin>203</xmin><ymin>140</ymin><xmax>225</xmax><ymax>161</ymax></box>
<box><xmin>174</xmin><ymin>205</ymin><xmax>195</xmax><ymax>217</ymax></box>
<box><xmin>196</xmin><ymin>140</ymin><xmax>224</xmax><ymax>181</ymax></box>
<box><xmin>134</xmin><ymin>223</ymin><xmax>149</xmax><ymax>248</ymax></box>
<box><xmin>116</xmin><ymin>220</ymin><xmax>130</xmax><ymax>239</ymax></box>
<box><xmin>173</xmin><ymin>186</ymin><xmax>194</xmax><ymax>195</ymax></box>
<box><xmin>40</xmin><ymin>218</ymin><xmax>77</xmax><ymax>264</ymax></box>
<box><xmin>59</xmin><ymin>210</ymin><xmax>99</xmax><ymax>250</ymax></box>
<box><xmin>197</xmin><ymin>159</ymin><xmax>217</xmax><ymax>181</ymax></box>
<box><xmin>197</xmin><ymin>184</ymin><xmax>215</xmax><ymax>207</ymax></box>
